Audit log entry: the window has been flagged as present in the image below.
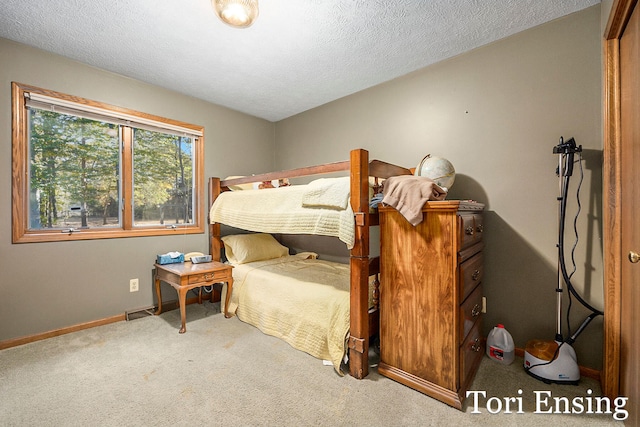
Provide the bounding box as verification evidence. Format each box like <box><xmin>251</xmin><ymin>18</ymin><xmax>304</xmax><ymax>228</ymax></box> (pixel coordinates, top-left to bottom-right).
<box><xmin>11</xmin><ymin>82</ymin><xmax>205</xmax><ymax>243</ymax></box>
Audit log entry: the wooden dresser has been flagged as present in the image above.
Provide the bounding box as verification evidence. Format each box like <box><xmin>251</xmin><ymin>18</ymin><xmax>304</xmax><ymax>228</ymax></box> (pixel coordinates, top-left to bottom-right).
<box><xmin>378</xmin><ymin>200</ymin><xmax>485</xmax><ymax>410</ymax></box>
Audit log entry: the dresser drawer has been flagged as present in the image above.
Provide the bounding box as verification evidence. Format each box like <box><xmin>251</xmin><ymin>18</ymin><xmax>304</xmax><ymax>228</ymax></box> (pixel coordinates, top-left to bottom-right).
<box><xmin>460</xmin><ymin>251</ymin><xmax>483</xmax><ymax>300</ymax></box>
<box><xmin>459</xmin><ymin>320</ymin><xmax>484</xmax><ymax>391</ymax></box>
<box><xmin>460</xmin><ymin>283</ymin><xmax>483</xmax><ymax>342</ymax></box>
<box><xmin>458</xmin><ymin>214</ymin><xmax>484</xmax><ymax>249</ymax></box>
<box><xmin>188</xmin><ymin>270</ymin><xmax>226</xmax><ymax>285</ymax></box>
<box><xmin>474</xmin><ymin>214</ymin><xmax>484</xmax><ymax>241</ymax></box>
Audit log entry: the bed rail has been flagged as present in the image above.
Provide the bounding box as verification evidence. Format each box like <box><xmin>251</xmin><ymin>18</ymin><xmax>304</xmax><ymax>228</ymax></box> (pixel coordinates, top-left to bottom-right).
<box><xmin>218</xmin><ymin>158</ymin><xmax>411</xmax><ymax>191</ymax></box>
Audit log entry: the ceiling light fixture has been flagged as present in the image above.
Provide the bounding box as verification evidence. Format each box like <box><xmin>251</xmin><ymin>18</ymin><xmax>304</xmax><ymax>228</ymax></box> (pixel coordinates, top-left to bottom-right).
<box><xmin>213</xmin><ymin>0</ymin><xmax>259</xmax><ymax>28</ymax></box>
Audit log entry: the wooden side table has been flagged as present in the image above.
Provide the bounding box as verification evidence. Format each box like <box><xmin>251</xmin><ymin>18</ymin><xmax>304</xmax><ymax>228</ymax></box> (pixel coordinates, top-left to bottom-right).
<box><xmin>154</xmin><ymin>261</ymin><xmax>234</xmax><ymax>333</ymax></box>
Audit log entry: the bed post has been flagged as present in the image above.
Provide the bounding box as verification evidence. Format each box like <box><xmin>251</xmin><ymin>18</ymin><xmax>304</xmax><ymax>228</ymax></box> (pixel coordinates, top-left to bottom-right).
<box><xmin>209</xmin><ymin>177</ymin><xmax>222</xmax><ymax>261</ymax></box>
<box><xmin>349</xmin><ymin>149</ymin><xmax>370</xmax><ymax>379</ymax></box>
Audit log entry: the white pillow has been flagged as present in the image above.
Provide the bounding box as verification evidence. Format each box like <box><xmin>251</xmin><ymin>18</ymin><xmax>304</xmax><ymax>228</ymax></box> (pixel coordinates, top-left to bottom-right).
<box><xmin>224</xmin><ymin>176</ymin><xmax>254</xmax><ymax>191</ymax></box>
<box><xmin>221</xmin><ymin>233</ymin><xmax>289</xmax><ymax>264</ymax></box>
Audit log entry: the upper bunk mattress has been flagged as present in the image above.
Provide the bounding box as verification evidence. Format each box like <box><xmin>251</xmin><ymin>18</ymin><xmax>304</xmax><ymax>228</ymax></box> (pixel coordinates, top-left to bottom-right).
<box><xmin>210</xmin><ymin>178</ymin><xmax>355</xmax><ymax>248</ymax></box>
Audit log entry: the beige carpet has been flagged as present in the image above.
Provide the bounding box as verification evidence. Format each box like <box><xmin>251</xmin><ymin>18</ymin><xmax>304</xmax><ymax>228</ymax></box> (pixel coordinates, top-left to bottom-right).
<box><xmin>0</xmin><ymin>301</ymin><xmax>624</xmax><ymax>426</ymax></box>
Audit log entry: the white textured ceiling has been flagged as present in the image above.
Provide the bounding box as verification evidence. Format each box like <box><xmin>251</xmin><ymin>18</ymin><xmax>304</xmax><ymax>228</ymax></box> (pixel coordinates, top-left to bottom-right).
<box><xmin>0</xmin><ymin>0</ymin><xmax>600</xmax><ymax>122</ymax></box>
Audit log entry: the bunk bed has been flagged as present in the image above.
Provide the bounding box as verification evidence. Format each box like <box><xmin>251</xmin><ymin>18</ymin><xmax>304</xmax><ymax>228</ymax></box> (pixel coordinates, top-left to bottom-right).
<box><xmin>208</xmin><ymin>148</ymin><xmax>412</xmax><ymax>379</ymax></box>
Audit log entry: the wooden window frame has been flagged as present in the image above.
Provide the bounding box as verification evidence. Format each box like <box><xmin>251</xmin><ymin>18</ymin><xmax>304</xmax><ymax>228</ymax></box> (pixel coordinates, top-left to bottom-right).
<box><xmin>11</xmin><ymin>82</ymin><xmax>205</xmax><ymax>243</ymax></box>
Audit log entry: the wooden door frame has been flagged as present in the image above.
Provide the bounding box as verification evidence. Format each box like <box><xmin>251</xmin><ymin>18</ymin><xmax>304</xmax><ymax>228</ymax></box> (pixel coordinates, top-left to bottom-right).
<box><xmin>602</xmin><ymin>0</ymin><xmax>637</xmax><ymax>398</ymax></box>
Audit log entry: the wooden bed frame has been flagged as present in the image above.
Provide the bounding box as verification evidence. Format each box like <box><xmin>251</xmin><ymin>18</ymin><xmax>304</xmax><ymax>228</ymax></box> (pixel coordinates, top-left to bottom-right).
<box><xmin>208</xmin><ymin>148</ymin><xmax>411</xmax><ymax>379</ymax></box>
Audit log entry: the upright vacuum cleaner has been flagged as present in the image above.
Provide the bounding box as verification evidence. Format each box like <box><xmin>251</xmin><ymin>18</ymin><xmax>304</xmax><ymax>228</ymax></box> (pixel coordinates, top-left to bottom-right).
<box><xmin>523</xmin><ymin>137</ymin><xmax>604</xmax><ymax>385</ymax></box>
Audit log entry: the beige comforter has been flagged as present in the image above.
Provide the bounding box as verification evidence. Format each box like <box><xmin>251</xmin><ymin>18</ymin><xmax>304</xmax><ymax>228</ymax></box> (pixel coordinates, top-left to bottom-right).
<box><xmin>223</xmin><ymin>254</ymin><xmax>352</xmax><ymax>373</ymax></box>
<box><xmin>209</xmin><ymin>179</ymin><xmax>355</xmax><ymax>249</ymax></box>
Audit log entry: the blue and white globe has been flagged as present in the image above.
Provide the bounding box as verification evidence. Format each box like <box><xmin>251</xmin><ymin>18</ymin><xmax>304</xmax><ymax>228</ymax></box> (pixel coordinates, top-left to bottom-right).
<box><xmin>415</xmin><ymin>155</ymin><xmax>456</xmax><ymax>190</ymax></box>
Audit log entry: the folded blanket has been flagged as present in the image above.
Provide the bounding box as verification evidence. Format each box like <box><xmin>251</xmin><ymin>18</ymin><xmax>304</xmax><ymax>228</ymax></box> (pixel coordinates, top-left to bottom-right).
<box><xmin>301</xmin><ymin>177</ymin><xmax>350</xmax><ymax>210</ymax></box>
<box><xmin>381</xmin><ymin>175</ymin><xmax>447</xmax><ymax>225</ymax></box>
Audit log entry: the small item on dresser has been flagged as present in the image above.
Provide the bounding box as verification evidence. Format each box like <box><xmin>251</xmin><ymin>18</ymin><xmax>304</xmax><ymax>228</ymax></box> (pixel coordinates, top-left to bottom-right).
<box><xmin>486</xmin><ymin>324</ymin><xmax>515</xmax><ymax>365</ymax></box>
<box><xmin>369</xmin><ymin>192</ymin><xmax>384</xmax><ymax>209</ymax></box>
<box><xmin>156</xmin><ymin>251</ymin><xmax>185</xmax><ymax>265</ymax></box>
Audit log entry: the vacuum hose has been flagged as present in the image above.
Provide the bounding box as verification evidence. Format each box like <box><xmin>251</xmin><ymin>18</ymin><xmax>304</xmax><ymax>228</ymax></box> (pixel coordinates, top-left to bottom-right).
<box><xmin>554</xmin><ymin>138</ymin><xmax>603</xmax><ymax>344</ymax></box>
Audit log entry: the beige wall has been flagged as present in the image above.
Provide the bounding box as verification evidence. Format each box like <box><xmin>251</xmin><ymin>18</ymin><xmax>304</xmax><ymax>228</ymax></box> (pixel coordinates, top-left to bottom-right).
<box><xmin>0</xmin><ymin>38</ymin><xmax>274</xmax><ymax>340</ymax></box>
<box><xmin>275</xmin><ymin>6</ymin><xmax>604</xmax><ymax>369</ymax></box>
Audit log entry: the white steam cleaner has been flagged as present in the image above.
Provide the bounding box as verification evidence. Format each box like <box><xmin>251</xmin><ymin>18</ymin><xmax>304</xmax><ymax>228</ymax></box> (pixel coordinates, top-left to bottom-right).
<box><xmin>523</xmin><ymin>137</ymin><xmax>603</xmax><ymax>385</ymax></box>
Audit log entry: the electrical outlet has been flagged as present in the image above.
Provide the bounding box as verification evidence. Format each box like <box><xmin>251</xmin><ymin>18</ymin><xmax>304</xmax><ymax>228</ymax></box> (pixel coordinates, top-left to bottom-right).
<box><xmin>130</xmin><ymin>278</ymin><xmax>139</xmax><ymax>293</ymax></box>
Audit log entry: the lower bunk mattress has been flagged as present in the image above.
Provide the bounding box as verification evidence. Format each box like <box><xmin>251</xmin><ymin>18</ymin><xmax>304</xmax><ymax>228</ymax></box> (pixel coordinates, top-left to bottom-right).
<box><xmin>223</xmin><ymin>253</ymin><xmax>373</xmax><ymax>374</ymax></box>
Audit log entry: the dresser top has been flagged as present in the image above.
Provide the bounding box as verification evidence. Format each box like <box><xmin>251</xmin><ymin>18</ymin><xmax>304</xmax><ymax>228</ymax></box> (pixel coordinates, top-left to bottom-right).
<box><xmin>379</xmin><ymin>199</ymin><xmax>484</xmax><ymax>213</ymax></box>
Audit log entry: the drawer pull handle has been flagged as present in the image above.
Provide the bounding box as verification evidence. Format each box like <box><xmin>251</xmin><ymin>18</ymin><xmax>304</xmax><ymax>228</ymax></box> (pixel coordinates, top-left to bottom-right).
<box><xmin>471</xmin><ymin>304</ymin><xmax>481</xmax><ymax>317</ymax></box>
<box><xmin>472</xmin><ymin>270</ymin><xmax>480</xmax><ymax>281</ymax></box>
<box><xmin>465</xmin><ymin>226</ymin><xmax>474</xmax><ymax>235</ymax></box>
<box><xmin>471</xmin><ymin>338</ymin><xmax>481</xmax><ymax>352</ymax></box>
<box><xmin>476</xmin><ymin>224</ymin><xmax>484</xmax><ymax>233</ymax></box>
<box><xmin>204</xmin><ymin>273</ymin><xmax>214</xmax><ymax>280</ymax></box>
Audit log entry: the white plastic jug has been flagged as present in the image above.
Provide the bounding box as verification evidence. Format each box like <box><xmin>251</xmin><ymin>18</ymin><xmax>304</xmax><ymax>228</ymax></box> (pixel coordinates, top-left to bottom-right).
<box><xmin>486</xmin><ymin>324</ymin><xmax>515</xmax><ymax>365</ymax></box>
